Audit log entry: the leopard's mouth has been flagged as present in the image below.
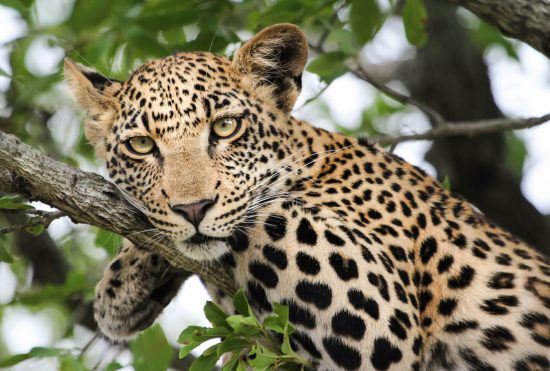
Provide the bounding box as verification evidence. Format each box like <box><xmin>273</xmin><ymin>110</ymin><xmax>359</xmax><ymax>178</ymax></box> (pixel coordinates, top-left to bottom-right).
<box><xmin>184</xmin><ymin>232</ymin><xmax>226</xmax><ymax>245</ymax></box>
<box><xmin>175</xmin><ymin>234</ymin><xmax>230</xmax><ymax>261</ymax></box>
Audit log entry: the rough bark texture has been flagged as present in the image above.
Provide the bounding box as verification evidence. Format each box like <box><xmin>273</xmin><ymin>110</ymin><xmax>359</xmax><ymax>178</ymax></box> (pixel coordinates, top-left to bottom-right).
<box><xmin>399</xmin><ymin>0</ymin><xmax>550</xmax><ymax>256</ymax></box>
<box><xmin>447</xmin><ymin>0</ymin><xmax>550</xmax><ymax>58</ymax></box>
<box><xmin>0</xmin><ymin>130</ymin><xmax>237</xmax><ymax>296</ymax></box>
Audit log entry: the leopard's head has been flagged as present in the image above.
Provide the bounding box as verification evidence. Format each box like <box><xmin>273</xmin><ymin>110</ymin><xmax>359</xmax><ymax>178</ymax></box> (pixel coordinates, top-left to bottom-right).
<box><xmin>65</xmin><ymin>24</ymin><xmax>308</xmax><ymax>260</ymax></box>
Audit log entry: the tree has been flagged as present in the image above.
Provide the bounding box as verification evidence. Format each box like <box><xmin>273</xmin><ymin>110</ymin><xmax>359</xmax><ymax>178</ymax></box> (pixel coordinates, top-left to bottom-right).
<box><xmin>0</xmin><ymin>0</ymin><xmax>549</xmax><ymax>369</ymax></box>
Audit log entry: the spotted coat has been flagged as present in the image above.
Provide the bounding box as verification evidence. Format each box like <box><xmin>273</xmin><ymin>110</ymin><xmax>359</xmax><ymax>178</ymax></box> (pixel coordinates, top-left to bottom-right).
<box><xmin>66</xmin><ymin>24</ymin><xmax>550</xmax><ymax>370</ymax></box>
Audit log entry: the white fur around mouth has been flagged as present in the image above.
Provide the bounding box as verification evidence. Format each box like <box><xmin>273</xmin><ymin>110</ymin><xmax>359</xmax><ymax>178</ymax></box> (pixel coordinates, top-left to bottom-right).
<box><xmin>175</xmin><ymin>239</ymin><xmax>229</xmax><ymax>261</ymax></box>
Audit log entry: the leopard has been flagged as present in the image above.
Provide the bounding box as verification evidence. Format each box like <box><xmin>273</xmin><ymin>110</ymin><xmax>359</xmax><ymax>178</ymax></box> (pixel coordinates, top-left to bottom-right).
<box><xmin>65</xmin><ymin>24</ymin><xmax>550</xmax><ymax>370</ymax></box>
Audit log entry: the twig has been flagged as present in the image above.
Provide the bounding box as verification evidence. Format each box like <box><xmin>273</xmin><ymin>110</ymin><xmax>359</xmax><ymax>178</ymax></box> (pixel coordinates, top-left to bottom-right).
<box><xmin>308</xmin><ymin>42</ymin><xmax>447</xmax><ymax>127</ymax></box>
<box><xmin>349</xmin><ymin>63</ymin><xmax>446</xmax><ymax>127</ymax></box>
<box><xmin>372</xmin><ymin>113</ymin><xmax>550</xmax><ymax>145</ymax></box>
<box><xmin>0</xmin><ymin>210</ymin><xmax>66</xmax><ymax>235</ymax></box>
<box><xmin>294</xmin><ymin>83</ymin><xmax>332</xmax><ymax>111</ymax></box>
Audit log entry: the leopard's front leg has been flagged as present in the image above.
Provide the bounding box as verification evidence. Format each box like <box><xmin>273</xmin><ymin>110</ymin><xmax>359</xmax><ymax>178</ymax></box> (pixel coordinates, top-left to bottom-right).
<box><xmin>94</xmin><ymin>239</ymin><xmax>188</xmax><ymax>340</ymax></box>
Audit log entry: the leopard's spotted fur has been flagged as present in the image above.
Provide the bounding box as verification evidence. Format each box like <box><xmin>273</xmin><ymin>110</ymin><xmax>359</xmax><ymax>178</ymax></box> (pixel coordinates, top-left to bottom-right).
<box><xmin>66</xmin><ymin>24</ymin><xmax>550</xmax><ymax>370</ymax></box>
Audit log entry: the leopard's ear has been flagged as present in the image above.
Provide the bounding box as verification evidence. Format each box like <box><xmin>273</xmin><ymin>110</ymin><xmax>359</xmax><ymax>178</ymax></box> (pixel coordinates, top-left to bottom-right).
<box><xmin>64</xmin><ymin>58</ymin><xmax>122</xmax><ymax>157</ymax></box>
<box><xmin>233</xmin><ymin>23</ymin><xmax>308</xmax><ymax>113</ymax></box>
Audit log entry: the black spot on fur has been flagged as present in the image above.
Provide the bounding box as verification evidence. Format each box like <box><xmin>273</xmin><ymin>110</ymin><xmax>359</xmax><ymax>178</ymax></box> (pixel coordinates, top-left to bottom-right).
<box><xmin>444</xmin><ymin>320</ymin><xmax>479</xmax><ymax>333</ymax></box>
<box><xmin>488</xmin><ymin>272</ymin><xmax>515</xmax><ymax>289</ymax></box>
<box><xmin>370</xmin><ymin>337</ymin><xmax>402</xmax><ymax>370</ymax></box>
<box><xmin>438</xmin><ymin>298</ymin><xmax>458</xmax><ymax>316</ymax></box>
<box><xmin>249</xmin><ymin>261</ymin><xmax>278</xmax><ymax>288</ymax></box>
<box><xmin>329</xmin><ymin>253</ymin><xmax>359</xmax><ymax>281</ymax></box>
<box><xmin>325</xmin><ymin>230</ymin><xmax>346</xmax><ymax>246</ymax></box>
<box><xmin>323</xmin><ymin>336</ymin><xmax>362</xmax><ymax>370</ymax></box>
<box><xmin>514</xmin><ymin>354</ymin><xmax>549</xmax><ymax>371</ymax></box>
<box><xmin>419</xmin><ymin>237</ymin><xmax>438</xmax><ymax>264</ymax></box>
<box><xmin>247</xmin><ymin>280</ymin><xmax>272</xmax><ymax>312</ymax></box>
<box><xmin>264</xmin><ymin>214</ymin><xmax>287</xmax><ymax>241</ymax></box>
<box><xmin>295</xmin><ymin>280</ymin><xmax>332</xmax><ymax>309</ymax></box>
<box><xmin>388</xmin><ymin>316</ymin><xmax>407</xmax><ymax>340</ymax></box>
<box><xmin>437</xmin><ymin>255</ymin><xmax>454</xmax><ymax>273</ymax></box>
<box><xmin>229</xmin><ymin>229</ymin><xmax>249</xmax><ymax>252</ymax></box>
<box><xmin>296</xmin><ymin>218</ymin><xmax>317</xmax><ymax>245</ymax></box>
<box><xmin>448</xmin><ymin>265</ymin><xmax>475</xmax><ymax>289</ymax></box>
<box><xmin>331</xmin><ymin>310</ymin><xmax>366</xmax><ymax>340</ymax></box>
<box><xmin>283</xmin><ymin>299</ymin><xmax>316</xmax><ymax>329</ymax></box>
<box><xmin>459</xmin><ymin>348</ymin><xmax>496</xmax><ymax>371</ymax></box>
<box><xmin>296</xmin><ymin>252</ymin><xmax>320</xmax><ymax>275</ymax></box>
<box><xmin>292</xmin><ymin>331</ymin><xmax>322</xmax><ymax>359</ymax></box>
<box><xmin>348</xmin><ymin>289</ymin><xmax>379</xmax><ymax>320</ymax></box>
<box><xmin>481</xmin><ymin>326</ymin><xmax>515</xmax><ymax>351</ymax></box>
<box><xmin>262</xmin><ymin>244</ymin><xmax>288</xmax><ymax>270</ymax></box>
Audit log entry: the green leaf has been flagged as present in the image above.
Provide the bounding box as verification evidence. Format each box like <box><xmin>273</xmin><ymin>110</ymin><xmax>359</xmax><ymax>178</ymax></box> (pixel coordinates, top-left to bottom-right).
<box><xmin>204</xmin><ymin>301</ymin><xmax>229</xmax><ymax>328</ymax></box>
<box><xmin>236</xmin><ymin>359</ymin><xmax>247</xmax><ymax>371</ymax></box>
<box><xmin>226</xmin><ymin>315</ymin><xmax>261</xmax><ymax>336</ymax></box>
<box><xmin>0</xmin><ymin>67</ymin><xmax>11</xmax><ymax>78</ymax></box>
<box><xmin>221</xmin><ymin>352</ymin><xmax>240</xmax><ymax>371</ymax></box>
<box><xmin>0</xmin><ymin>195</ymin><xmax>33</xmax><ymax>210</ymax></box>
<box><xmin>178</xmin><ymin>325</ymin><xmax>228</xmax><ymax>358</ymax></box>
<box><xmin>104</xmin><ymin>362</ymin><xmax>124</xmax><ymax>371</ymax></box>
<box><xmin>0</xmin><ymin>347</ymin><xmax>62</xmax><ymax>367</ymax></box>
<box><xmin>263</xmin><ymin>315</ymin><xmax>285</xmax><ymax>334</ymax></box>
<box><xmin>179</xmin><ymin>325</ymin><xmax>203</xmax><ymax>344</ymax></box>
<box><xmin>505</xmin><ymin>132</ymin><xmax>527</xmax><ymax>180</ymax></box>
<box><xmin>248</xmin><ymin>344</ymin><xmax>278</xmax><ymax>369</ymax></box>
<box><xmin>95</xmin><ymin>229</ymin><xmax>123</xmax><ymax>256</ymax></box>
<box><xmin>16</xmin><ymin>271</ymin><xmax>90</xmax><ymax>305</ymax></box>
<box><xmin>26</xmin><ymin>223</ymin><xmax>44</xmax><ymax>236</ymax></box>
<box><xmin>350</xmin><ymin>0</ymin><xmax>384</xmax><ymax>45</ymax></box>
<box><xmin>232</xmin><ymin>289</ymin><xmax>251</xmax><ymax>316</ymax></box>
<box><xmin>189</xmin><ymin>344</ymin><xmax>220</xmax><ymax>371</ymax></box>
<box><xmin>272</xmin><ymin>302</ymin><xmax>289</xmax><ymax>324</ymax></box>
<box><xmin>217</xmin><ymin>336</ymin><xmax>251</xmax><ymax>357</ymax></box>
<box><xmin>329</xmin><ymin>29</ymin><xmax>359</xmax><ymax>56</ymax></box>
<box><xmin>470</xmin><ymin>22</ymin><xmax>518</xmax><ymax>60</ymax></box>
<box><xmin>0</xmin><ymin>240</ymin><xmax>13</xmax><ymax>263</ymax></box>
<box><xmin>306</xmin><ymin>52</ymin><xmax>348</xmax><ymax>84</ymax></box>
<box><xmin>59</xmin><ymin>355</ymin><xmax>87</xmax><ymax>371</ymax></box>
<box><xmin>442</xmin><ymin>175</ymin><xmax>451</xmax><ymax>191</ymax></box>
<box><xmin>131</xmin><ymin>325</ymin><xmax>174</xmax><ymax>371</ymax></box>
<box><xmin>402</xmin><ymin>0</ymin><xmax>428</xmax><ymax>46</ymax></box>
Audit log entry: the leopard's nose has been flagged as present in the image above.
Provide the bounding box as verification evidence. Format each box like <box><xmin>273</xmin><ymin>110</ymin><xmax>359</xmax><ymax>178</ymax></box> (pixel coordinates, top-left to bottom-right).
<box><xmin>171</xmin><ymin>198</ymin><xmax>216</xmax><ymax>228</ymax></box>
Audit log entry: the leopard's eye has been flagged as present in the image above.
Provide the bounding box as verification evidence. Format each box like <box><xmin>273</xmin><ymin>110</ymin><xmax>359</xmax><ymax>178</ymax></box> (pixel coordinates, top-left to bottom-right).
<box><xmin>211</xmin><ymin>117</ymin><xmax>240</xmax><ymax>139</ymax></box>
<box><xmin>125</xmin><ymin>136</ymin><xmax>156</xmax><ymax>155</ymax></box>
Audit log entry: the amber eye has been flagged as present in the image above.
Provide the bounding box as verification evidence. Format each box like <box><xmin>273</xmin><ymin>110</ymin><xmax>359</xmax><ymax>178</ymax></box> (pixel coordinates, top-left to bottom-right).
<box><xmin>211</xmin><ymin>117</ymin><xmax>240</xmax><ymax>139</ymax></box>
<box><xmin>125</xmin><ymin>136</ymin><xmax>156</xmax><ymax>155</ymax></box>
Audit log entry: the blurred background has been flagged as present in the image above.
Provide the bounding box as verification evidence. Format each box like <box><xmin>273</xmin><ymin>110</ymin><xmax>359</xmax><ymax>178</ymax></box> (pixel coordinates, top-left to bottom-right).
<box><xmin>0</xmin><ymin>0</ymin><xmax>549</xmax><ymax>370</ymax></box>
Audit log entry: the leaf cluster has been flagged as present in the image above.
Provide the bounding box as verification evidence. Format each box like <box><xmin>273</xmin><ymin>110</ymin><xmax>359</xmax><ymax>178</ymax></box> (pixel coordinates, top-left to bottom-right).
<box><xmin>179</xmin><ymin>289</ymin><xmax>309</xmax><ymax>371</ymax></box>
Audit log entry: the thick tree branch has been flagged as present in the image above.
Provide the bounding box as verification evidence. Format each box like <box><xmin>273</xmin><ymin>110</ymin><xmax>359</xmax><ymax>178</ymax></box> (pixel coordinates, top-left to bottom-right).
<box><xmin>0</xmin><ymin>130</ymin><xmax>237</xmax><ymax>296</ymax></box>
<box><xmin>374</xmin><ymin>113</ymin><xmax>550</xmax><ymax>145</ymax></box>
<box><xmin>447</xmin><ymin>0</ymin><xmax>550</xmax><ymax>58</ymax></box>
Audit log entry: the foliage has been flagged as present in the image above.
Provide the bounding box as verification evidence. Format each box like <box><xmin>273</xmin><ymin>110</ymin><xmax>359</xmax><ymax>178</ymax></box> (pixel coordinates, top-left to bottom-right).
<box><xmin>179</xmin><ymin>289</ymin><xmax>309</xmax><ymax>371</ymax></box>
<box><xmin>0</xmin><ymin>0</ymin><xmax>530</xmax><ymax>369</ymax></box>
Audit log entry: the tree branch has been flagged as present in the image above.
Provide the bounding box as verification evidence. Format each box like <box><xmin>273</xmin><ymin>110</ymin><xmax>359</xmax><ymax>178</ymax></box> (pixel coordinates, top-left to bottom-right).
<box><xmin>373</xmin><ymin>113</ymin><xmax>550</xmax><ymax>145</ymax></box>
<box><xmin>446</xmin><ymin>0</ymin><xmax>550</xmax><ymax>58</ymax></box>
<box><xmin>0</xmin><ymin>210</ymin><xmax>66</xmax><ymax>235</ymax></box>
<box><xmin>0</xmin><ymin>129</ymin><xmax>238</xmax><ymax>297</ymax></box>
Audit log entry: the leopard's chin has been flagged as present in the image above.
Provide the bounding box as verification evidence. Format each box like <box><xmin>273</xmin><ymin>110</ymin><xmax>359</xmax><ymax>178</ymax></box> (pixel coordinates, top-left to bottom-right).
<box><xmin>175</xmin><ymin>238</ymin><xmax>230</xmax><ymax>261</ymax></box>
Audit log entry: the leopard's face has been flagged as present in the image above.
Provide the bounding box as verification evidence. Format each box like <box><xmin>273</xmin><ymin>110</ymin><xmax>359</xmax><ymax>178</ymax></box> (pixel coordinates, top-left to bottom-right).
<box><xmin>66</xmin><ymin>24</ymin><xmax>307</xmax><ymax>260</ymax></box>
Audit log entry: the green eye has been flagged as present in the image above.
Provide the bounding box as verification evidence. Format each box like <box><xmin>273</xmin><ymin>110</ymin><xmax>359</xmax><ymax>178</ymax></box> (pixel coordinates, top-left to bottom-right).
<box><xmin>211</xmin><ymin>117</ymin><xmax>240</xmax><ymax>139</ymax></box>
<box><xmin>125</xmin><ymin>136</ymin><xmax>156</xmax><ymax>155</ymax></box>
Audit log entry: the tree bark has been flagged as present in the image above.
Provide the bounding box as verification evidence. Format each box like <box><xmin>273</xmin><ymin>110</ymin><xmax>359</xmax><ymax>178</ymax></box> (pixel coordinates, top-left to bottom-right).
<box><xmin>399</xmin><ymin>0</ymin><xmax>550</xmax><ymax>256</ymax></box>
<box><xmin>0</xmin><ymin>130</ymin><xmax>237</xmax><ymax>296</ymax></box>
<box><xmin>446</xmin><ymin>0</ymin><xmax>550</xmax><ymax>58</ymax></box>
